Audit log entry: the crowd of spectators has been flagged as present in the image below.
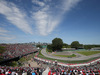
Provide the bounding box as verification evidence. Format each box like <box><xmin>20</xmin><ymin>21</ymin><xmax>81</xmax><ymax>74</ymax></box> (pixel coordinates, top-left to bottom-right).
<box><xmin>0</xmin><ymin>66</ymin><xmax>45</xmax><ymax>75</ymax></box>
<box><xmin>0</xmin><ymin>54</ymin><xmax>100</xmax><ymax>75</ymax></box>
<box><xmin>0</xmin><ymin>44</ymin><xmax>37</xmax><ymax>60</ymax></box>
<box><xmin>34</xmin><ymin>58</ymin><xmax>100</xmax><ymax>75</ymax></box>
<box><xmin>0</xmin><ymin>62</ymin><xmax>100</xmax><ymax>75</ymax></box>
<box><xmin>48</xmin><ymin>64</ymin><xmax>100</xmax><ymax>75</ymax></box>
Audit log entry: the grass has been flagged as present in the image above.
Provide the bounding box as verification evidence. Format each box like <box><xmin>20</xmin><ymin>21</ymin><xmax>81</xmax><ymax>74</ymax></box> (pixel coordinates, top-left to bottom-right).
<box><xmin>19</xmin><ymin>53</ymin><xmax>35</xmax><ymax>62</ymax></box>
<box><xmin>8</xmin><ymin>61</ymin><xmax>18</xmax><ymax>67</ymax></box>
<box><xmin>53</xmin><ymin>54</ymin><xmax>76</xmax><ymax>58</ymax></box>
<box><xmin>17</xmin><ymin>53</ymin><xmax>35</xmax><ymax>66</ymax></box>
<box><xmin>37</xmin><ymin>50</ymin><xmax>100</xmax><ymax>64</ymax></box>
<box><xmin>77</xmin><ymin>51</ymin><xmax>100</xmax><ymax>56</ymax></box>
<box><xmin>46</xmin><ymin>48</ymin><xmax>52</xmax><ymax>53</ymax></box>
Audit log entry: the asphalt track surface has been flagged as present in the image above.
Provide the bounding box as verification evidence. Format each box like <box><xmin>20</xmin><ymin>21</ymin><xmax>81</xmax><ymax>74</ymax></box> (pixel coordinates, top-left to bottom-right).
<box><xmin>41</xmin><ymin>48</ymin><xmax>100</xmax><ymax>61</ymax></box>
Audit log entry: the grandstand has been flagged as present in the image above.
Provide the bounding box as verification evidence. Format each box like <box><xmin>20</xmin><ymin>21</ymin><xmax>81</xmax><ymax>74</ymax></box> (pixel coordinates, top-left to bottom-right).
<box><xmin>0</xmin><ymin>44</ymin><xmax>38</xmax><ymax>64</ymax></box>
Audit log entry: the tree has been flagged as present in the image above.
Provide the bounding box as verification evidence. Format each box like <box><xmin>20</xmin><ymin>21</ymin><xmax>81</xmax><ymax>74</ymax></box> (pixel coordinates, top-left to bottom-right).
<box><xmin>71</xmin><ymin>41</ymin><xmax>80</xmax><ymax>49</ymax></box>
<box><xmin>63</xmin><ymin>43</ymin><xmax>68</xmax><ymax>48</ymax></box>
<box><xmin>84</xmin><ymin>45</ymin><xmax>95</xmax><ymax>49</ymax></box>
<box><xmin>47</xmin><ymin>44</ymin><xmax>53</xmax><ymax>52</ymax></box>
<box><xmin>67</xmin><ymin>45</ymin><xmax>71</xmax><ymax>48</ymax></box>
<box><xmin>52</xmin><ymin>38</ymin><xmax>63</xmax><ymax>51</ymax></box>
<box><xmin>36</xmin><ymin>45</ymin><xmax>42</xmax><ymax>48</ymax></box>
<box><xmin>47</xmin><ymin>44</ymin><xmax>52</xmax><ymax>50</ymax></box>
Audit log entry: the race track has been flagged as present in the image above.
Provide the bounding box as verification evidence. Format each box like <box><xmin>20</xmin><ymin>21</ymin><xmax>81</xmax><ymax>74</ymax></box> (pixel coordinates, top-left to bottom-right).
<box><xmin>41</xmin><ymin>48</ymin><xmax>100</xmax><ymax>61</ymax></box>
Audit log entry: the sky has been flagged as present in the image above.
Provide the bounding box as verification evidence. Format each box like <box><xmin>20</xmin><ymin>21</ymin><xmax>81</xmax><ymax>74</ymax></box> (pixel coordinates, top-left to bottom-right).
<box><xmin>0</xmin><ymin>0</ymin><xmax>100</xmax><ymax>44</ymax></box>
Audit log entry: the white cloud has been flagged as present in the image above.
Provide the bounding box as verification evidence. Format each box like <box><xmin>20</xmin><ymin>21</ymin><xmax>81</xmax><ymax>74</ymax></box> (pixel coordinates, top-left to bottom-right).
<box><xmin>0</xmin><ymin>33</ymin><xmax>8</xmax><ymax>36</ymax></box>
<box><xmin>33</xmin><ymin>8</ymin><xmax>48</xmax><ymax>35</ymax></box>
<box><xmin>0</xmin><ymin>27</ymin><xmax>8</xmax><ymax>36</ymax></box>
<box><xmin>0</xmin><ymin>27</ymin><xmax>15</xmax><ymax>41</ymax></box>
<box><xmin>32</xmin><ymin>0</ymin><xmax>80</xmax><ymax>36</ymax></box>
<box><xmin>32</xmin><ymin>5</ymin><xmax>58</xmax><ymax>36</ymax></box>
<box><xmin>32</xmin><ymin>0</ymin><xmax>45</xmax><ymax>7</ymax></box>
<box><xmin>0</xmin><ymin>36</ymin><xmax>15</xmax><ymax>41</ymax></box>
<box><xmin>61</xmin><ymin>0</ymin><xmax>80</xmax><ymax>13</ymax></box>
<box><xmin>0</xmin><ymin>27</ymin><xmax>8</xmax><ymax>33</ymax></box>
<box><xmin>0</xmin><ymin>0</ymin><xmax>33</xmax><ymax>34</ymax></box>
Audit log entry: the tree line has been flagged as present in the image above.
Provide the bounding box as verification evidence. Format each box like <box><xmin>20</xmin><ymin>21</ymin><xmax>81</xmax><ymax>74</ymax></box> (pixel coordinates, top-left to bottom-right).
<box><xmin>47</xmin><ymin>38</ymin><xmax>100</xmax><ymax>52</ymax></box>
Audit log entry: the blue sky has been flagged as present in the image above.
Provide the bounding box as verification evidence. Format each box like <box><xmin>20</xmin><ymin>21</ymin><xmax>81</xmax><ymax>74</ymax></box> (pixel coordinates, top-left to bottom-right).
<box><xmin>0</xmin><ymin>0</ymin><xmax>100</xmax><ymax>44</ymax></box>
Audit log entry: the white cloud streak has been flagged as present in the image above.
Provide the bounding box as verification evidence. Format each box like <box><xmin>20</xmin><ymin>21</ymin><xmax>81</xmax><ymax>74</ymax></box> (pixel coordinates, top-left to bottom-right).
<box><xmin>62</xmin><ymin>0</ymin><xmax>81</xmax><ymax>13</ymax></box>
<box><xmin>32</xmin><ymin>0</ymin><xmax>80</xmax><ymax>36</ymax></box>
<box><xmin>0</xmin><ymin>36</ymin><xmax>15</xmax><ymax>41</ymax></box>
<box><xmin>0</xmin><ymin>27</ymin><xmax>8</xmax><ymax>36</ymax></box>
<box><xmin>0</xmin><ymin>0</ymin><xmax>33</xmax><ymax>34</ymax></box>
<box><xmin>0</xmin><ymin>0</ymin><xmax>81</xmax><ymax>37</ymax></box>
<box><xmin>0</xmin><ymin>27</ymin><xmax>8</xmax><ymax>33</ymax></box>
<box><xmin>32</xmin><ymin>0</ymin><xmax>45</xmax><ymax>7</ymax></box>
<box><xmin>0</xmin><ymin>27</ymin><xmax>15</xmax><ymax>41</ymax></box>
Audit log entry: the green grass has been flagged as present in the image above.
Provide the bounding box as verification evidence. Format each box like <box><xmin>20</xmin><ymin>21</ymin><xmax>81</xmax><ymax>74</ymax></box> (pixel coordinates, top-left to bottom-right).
<box><xmin>8</xmin><ymin>61</ymin><xmax>18</xmax><ymax>67</ymax></box>
<box><xmin>53</xmin><ymin>54</ymin><xmax>76</xmax><ymax>58</ymax></box>
<box><xmin>77</xmin><ymin>51</ymin><xmax>100</xmax><ymax>56</ymax></box>
<box><xmin>46</xmin><ymin>48</ymin><xmax>52</xmax><ymax>53</ymax></box>
<box><xmin>37</xmin><ymin>50</ymin><xmax>100</xmax><ymax>64</ymax></box>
